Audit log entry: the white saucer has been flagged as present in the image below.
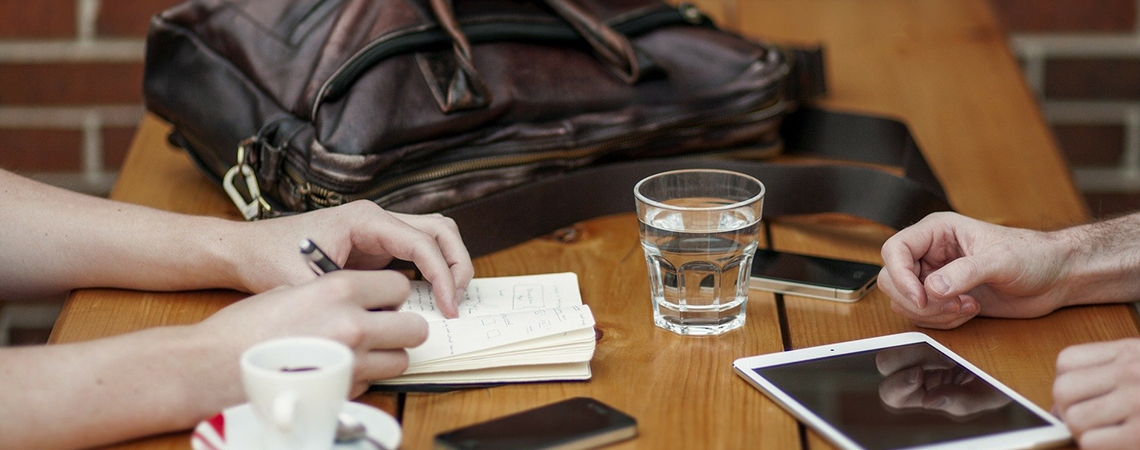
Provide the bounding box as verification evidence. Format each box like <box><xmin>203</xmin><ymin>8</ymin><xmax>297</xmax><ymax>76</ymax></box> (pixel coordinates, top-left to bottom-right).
<box><xmin>191</xmin><ymin>401</ymin><xmax>401</xmax><ymax>450</ymax></box>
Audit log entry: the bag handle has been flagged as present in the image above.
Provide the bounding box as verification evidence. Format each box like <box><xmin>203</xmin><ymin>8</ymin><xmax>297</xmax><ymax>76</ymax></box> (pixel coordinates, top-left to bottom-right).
<box><xmin>540</xmin><ymin>0</ymin><xmax>659</xmax><ymax>83</ymax></box>
<box><xmin>422</xmin><ymin>0</ymin><xmax>492</xmax><ymax>113</ymax></box>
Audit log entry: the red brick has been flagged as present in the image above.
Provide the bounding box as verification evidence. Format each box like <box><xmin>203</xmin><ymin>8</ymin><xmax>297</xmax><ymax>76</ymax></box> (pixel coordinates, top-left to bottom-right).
<box><xmin>0</xmin><ymin>0</ymin><xmax>76</xmax><ymax>38</ymax></box>
<box><xmin>103</xmin><ymin>126</ymin><xmax>138</xmax><ymax>170</ymax></box>
<box><xmin>0</xmin><ymin>129</ymin><xmax>83</xmax><ymax>172</ymax></box>
<box><xmin>1085</xmin><ymin>193</ymin><xmax>1140</xmax><ymax>219</ymax></box>
<box><xmin>97</xmin><ymin>0</ymin><xmax>184</xmax><ymax>37</ymax></box>
<box><xmin>989</xmin><ymin>0</ymin><xmax>1135</xmax><ymax>33</ymax></box>
<box><xmin>1044</xmin><ymin>59</ymin><xmax>1140</xmax><ymax>100</ymax></box>
<box><xmin>0</xmin><ymin>63</ymin><xmax>144</xmax><ymax>106</ymax></box>
<box><xmin>1052</xmin><ymin>124</ymin><xmax>1125</xmax><ymax>166</ymax></box>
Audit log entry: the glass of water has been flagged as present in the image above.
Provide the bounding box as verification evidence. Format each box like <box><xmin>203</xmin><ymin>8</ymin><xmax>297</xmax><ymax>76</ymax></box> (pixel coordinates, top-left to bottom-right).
<box><xmin>634</xmin><ymin>169</ymin><xmax>765</xmax><ymax>335</ymax></box>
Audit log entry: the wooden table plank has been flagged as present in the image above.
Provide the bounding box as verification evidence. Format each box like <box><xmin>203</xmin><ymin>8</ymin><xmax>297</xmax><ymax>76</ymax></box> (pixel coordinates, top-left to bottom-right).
<box><xmin>399</xmin><ymin>215</ymin><xmax>796</xmax><ymax>449</ymax></box>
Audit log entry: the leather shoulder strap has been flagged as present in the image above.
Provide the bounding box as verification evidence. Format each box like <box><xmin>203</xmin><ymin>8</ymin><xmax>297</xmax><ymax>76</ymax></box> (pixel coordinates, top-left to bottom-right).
<box><xmin>438</xmin><ymin>108</ymin><xmax>952</xmax><ymax>258</ymax></box>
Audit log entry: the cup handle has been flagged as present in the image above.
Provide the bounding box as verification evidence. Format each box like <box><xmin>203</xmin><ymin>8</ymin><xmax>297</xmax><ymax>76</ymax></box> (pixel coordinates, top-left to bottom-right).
<box><xmin>272</xmin><ymin>392</ymin><xmax>298</xmax><ymax>431</ymax></box>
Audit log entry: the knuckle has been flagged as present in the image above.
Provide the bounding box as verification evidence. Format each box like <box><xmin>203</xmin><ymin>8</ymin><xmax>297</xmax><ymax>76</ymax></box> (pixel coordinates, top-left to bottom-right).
<box><xmin>382</xmin><ymin>272</ymin><xmax>411</xmax><ymax>297</ymax></box>
<box><xmin>336</xmin><ymin>319</ymin><xmax>367</xmax><ymax>349</ymax></box>
<box><xmin>435</xmin><ymin>214</ymin><xmax>459</xmax><ymax>230</ymax></box>
<box><xmin>1123</xmin><ymin>418</ymin><xmax>1140</xmax><ymax>437</ymax></box>
<box><xmin>1064</xmin><ymin>405</ymin><xmax>1092</xmax><ymax>433</ymax></box>
<box><xmin>319</xmin><ymin>275</ymin><xmax>358</xmax><ymax>300</ymax></box>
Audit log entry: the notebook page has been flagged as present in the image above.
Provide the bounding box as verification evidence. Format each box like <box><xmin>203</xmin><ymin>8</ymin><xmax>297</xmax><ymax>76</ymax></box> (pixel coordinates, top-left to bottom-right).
<box><xmin>401</xmin><ymin>272</ymin><xmax>582</xmax><ymax>321</ymax></box>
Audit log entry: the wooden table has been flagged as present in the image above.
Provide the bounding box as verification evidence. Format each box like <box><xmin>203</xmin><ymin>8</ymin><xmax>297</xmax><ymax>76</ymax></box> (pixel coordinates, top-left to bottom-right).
<box><xmin>50</xmin><ymin>0</ymin><xmax>1140</xmax><ymax>448</ymax></box>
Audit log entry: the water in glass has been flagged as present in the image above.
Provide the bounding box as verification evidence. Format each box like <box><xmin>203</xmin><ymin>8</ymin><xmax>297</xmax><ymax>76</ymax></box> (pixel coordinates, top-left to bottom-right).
<box><xmin>640</xmin><ymin>197</ymin><xmax>760</xmax><ymax>335</ymax></box>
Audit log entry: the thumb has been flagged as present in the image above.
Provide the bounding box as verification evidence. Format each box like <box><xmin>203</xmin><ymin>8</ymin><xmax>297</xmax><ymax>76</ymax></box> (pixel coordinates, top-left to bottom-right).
<box><xmin>924</xmin><ymin>255</ymin><xmax>999</xmax><ymax>298</ymax></box>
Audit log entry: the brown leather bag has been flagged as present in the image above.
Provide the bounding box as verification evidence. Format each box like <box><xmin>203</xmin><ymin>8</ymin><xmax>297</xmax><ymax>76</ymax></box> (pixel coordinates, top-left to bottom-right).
<box><xmin>144</xmin><ymin>0</ymin><xmax>949</xmax><ymax>255</ymax></box>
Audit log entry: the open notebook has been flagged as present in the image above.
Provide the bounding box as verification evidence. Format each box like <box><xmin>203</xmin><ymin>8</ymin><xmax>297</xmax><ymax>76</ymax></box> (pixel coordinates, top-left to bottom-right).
<box><xmin>373</xmin><ymin>272</ymin><xmax>596</xmax><ymax>386</ymax></box>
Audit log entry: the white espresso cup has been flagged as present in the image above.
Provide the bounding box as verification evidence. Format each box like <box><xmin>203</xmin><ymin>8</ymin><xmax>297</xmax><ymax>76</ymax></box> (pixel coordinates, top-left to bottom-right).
<box><xmin>240</xmin><ymin>336</ymin><xmax>354</xmax><ymax>450</ymax></box>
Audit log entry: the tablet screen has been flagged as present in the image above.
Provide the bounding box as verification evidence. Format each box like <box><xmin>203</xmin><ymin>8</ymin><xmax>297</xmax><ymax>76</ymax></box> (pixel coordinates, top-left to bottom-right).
<box><xmin>752</xmin><ymin>342</ymin><xmax>1050</xmax><ymax>450</ymax></box>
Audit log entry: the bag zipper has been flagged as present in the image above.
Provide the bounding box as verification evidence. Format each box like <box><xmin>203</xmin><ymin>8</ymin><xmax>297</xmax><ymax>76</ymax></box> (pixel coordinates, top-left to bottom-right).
<box><xmin>287</xmin><ymin>97</ymin><xmax>787</xmax><ymax>208</ymax></box>
<box><xmin>311</xmin><ymin>4</ymin><xmax>708</xmax><ymax>119</ymax></box>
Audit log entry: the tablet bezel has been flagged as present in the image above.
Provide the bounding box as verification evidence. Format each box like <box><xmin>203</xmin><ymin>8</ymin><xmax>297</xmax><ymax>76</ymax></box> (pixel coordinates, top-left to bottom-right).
<box><xmin>733</xmin><ymin>332</ymin><xmax>1071</xmax><ymax>450</ymax></box>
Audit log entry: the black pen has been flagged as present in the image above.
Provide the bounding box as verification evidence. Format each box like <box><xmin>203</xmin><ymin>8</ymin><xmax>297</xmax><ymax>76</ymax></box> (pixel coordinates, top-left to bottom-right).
<box><xmin>300</xmin><ymin>238</ymin><xmax>342</xmax><ymax>275</ymax></box>
<box><xmin>301</xmin><ymin>238</ymin><xmax>391</xmax><ymax>312</ymax></box>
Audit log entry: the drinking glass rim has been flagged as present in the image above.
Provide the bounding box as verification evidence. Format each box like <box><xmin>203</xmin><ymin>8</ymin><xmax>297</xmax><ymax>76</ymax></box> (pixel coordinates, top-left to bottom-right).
<box><xmin>634</xmin><ymin>169</ymin><xmax>765</xmax><ymax>211</ymax></box>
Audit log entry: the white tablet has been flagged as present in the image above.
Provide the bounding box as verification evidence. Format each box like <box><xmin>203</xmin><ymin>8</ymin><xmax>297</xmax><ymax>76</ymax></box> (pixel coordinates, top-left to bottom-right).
<box><xmin>733</xmin><ymin>332</ymin><xmax>1071</xmax><ymax>450</ymax></box>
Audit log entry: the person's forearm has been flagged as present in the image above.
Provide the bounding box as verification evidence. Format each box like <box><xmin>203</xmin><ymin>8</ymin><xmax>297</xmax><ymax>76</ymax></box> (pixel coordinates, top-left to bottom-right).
<box><xmin>0</xmin><ymin>325</ymin><xmax>240</xmax><ymax>449</ymax></box>
<box><xmin>1053</xmin><ymin>211</ymin><xmax>1140</xmax><ymax>307</ymax></box>
<box><xmin>0</xmin><ymin>170</ymin><xmax>244</xmax><ymax>299</ymax></box>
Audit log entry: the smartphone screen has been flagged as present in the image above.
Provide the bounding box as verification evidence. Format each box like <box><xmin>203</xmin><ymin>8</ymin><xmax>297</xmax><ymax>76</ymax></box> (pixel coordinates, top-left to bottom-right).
<box><xmin>749</xmin><ymin>249</ymin><xmax>880</xmax><ymax>301</ymax></box>
<box><xmin>434</xmin><ymin>397</ymin><xmax>637</xmax><ymax>450</ymax></box>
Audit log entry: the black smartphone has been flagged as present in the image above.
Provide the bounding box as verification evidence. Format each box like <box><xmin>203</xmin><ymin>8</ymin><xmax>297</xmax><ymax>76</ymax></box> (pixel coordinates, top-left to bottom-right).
<box><xmin>749</xmin><ymin>249</ymin><xmax>881</xmax><ymax>302</ymax></box>
<box><xmin>434</xmin><ymin>397</ymin><xmax>638</xmax><ymax>450</ymax></box>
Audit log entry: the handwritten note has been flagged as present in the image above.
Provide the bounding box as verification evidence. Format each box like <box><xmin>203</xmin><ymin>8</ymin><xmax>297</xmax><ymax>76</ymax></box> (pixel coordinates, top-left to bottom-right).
<box><xmin>401</xmin><ymin>272</ymin><xmax>583</xmax><ymax>321</ymax></box>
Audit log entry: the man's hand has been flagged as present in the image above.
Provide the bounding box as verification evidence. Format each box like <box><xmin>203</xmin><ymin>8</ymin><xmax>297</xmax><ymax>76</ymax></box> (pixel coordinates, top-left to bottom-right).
<box><xmin>1054</xmin><ymin>339</ymin><xmax>1140</xmax><ymax>450</ymax></box>
<box><xmin>878</xmin><ymin>212</ymin><xmax>1073</xmax><ymax>329</ymax></box>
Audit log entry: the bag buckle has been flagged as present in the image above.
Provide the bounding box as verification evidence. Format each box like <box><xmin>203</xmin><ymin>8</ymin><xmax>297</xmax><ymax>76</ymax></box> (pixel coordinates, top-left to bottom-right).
<box><xmin>223</xmin><ymin>138</ymin><xmax>272</xmax><ymax>220</ymax></box>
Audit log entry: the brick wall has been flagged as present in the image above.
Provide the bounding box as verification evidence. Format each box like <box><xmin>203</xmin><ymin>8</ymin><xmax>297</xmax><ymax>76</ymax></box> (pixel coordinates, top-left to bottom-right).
<box><xmin>0</xmin><ymin>0</ymin><xmax>179</xmax><ymax>195</ymax></box>
<box><xmin>992</xmin><ymin>0</ymin><xmax>1140</xmax><ymax>219</ymax></box>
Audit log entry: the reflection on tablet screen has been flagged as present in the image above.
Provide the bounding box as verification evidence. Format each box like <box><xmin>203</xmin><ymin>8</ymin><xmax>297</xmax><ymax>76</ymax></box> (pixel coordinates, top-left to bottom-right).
<box><xmin>753</xmin><ymin>342</ymin><xmax>1049</xmax><ymax>450</ymax></box>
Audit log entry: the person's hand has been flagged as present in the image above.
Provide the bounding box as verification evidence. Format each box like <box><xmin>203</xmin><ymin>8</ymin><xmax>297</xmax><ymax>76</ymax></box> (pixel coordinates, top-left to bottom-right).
<box><xmin>193</xmin><ymin>270</ymin><xmax>428</xmax><ymax>398</ymax></box>
<box><xmin>1054</xmin><ymin>339</ymin><xmax>1140</xmax><ymax>449</ymax></box>
<box><xmin>228</xmin><ymin>200</ymin><xmax>473</xmax><ymax>318</ymax></box>
<box><xmin>878</xmin><ymin>212</ymin><xmax>1073</xmax><ymax>329</ymax></box>
<box><xmin>875</xmin><ymin>345</ymin><xmax>1011</xmax><ymax>417</ymax></box>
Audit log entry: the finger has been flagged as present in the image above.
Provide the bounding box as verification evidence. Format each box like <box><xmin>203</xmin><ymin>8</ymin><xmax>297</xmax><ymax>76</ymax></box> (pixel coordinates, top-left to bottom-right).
<box><xmin>1054</xmin><ymin>365</ymin><xmax>1120</xmax><ymax>417</ymax></box>
<box><xmin>878</xmin><ymin>269</ymin><xmax>920</xmax><ymax>311</ymax></box>
<box><xmin>352</xmin><ymin>349</ymin><xmax>411</xmax><ymax>382</ymax></box>
<box><xmin>888</xmin><ymin>297</ymin><xmax>972</xmax><ymax>329</ymax></box>
<box><xmin>1057</xmin><ymin>339</ymin><xmax>1140</xmax><ymax>373</ymax></box>
<box><xmin>307</xmin><ymin>270</ymin><xmax>412</xmax><ymax>311</ymax></box>
<box><xmin>392</xmin><ymin>212</ymin><xmax>475</xmax><ymax>291</ymax></box>
<box><xmin>352</xmin><ymin>311</ymin><xmax>429</xmax><ymax>350</ymax></box>
<box><xmin>1063</xmin><ymin>390</ymin><xmax>1136</xmax><ymax>437</ymax></box>
<box><xmin>882</xmin><ymin>265</ymin><xmax>976</xmax><ymax>329</ymax></box>
<box><xmin>351</xmin><ymin>214</ymin><xmax>461</xmax><ymax>317</ymax></box>
<box><xmin>911</xmin><ymin>314</ymin><xmax>974</xmax><ymax>330</ymax></box>
<box><xmin>1075</xmin><ymin>418</ymin><xmax>1140</xmax><ymax>450</ymax></box>
<box><xmin>923</xmin><ymin>253</ymin><xmax>1005</xmax><ymax>300</ymax></box>
<box><xmin>881</xmin><ymin>230</ymin><xmax>934</xmax><ymax>309</ymax></box>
